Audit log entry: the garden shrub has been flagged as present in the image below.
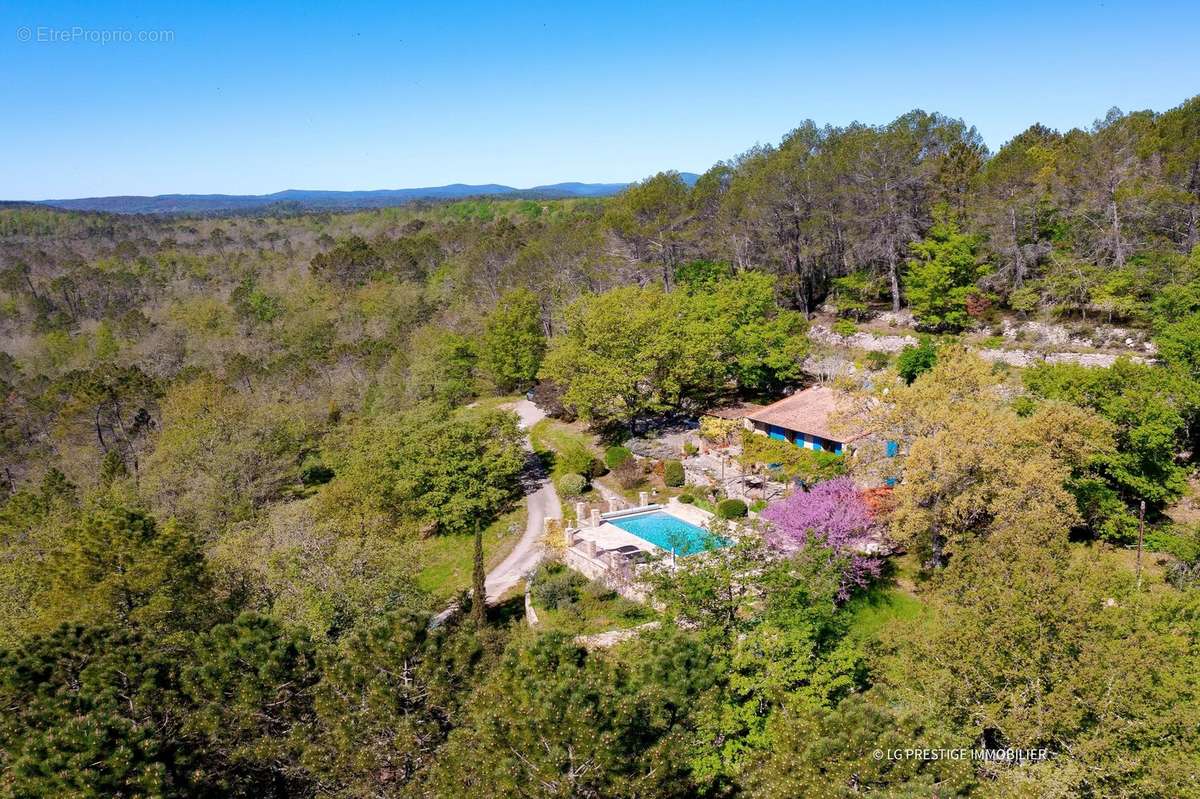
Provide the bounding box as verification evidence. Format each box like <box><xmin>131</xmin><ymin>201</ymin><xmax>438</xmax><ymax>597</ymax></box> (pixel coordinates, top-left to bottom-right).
<box><xmin>682</xmin><ymin>441</ymin><xmax>699</xmax><ymax>457</ymax></box>
<box><xmin>588</xmin><ymin>457</ymin><xmax>609</xmax><ymax>479</ymax></box>
<box><xmin>605</xmin><ymin>446</ymin><xmax>633</xmax><ymax>469</ymax></box>
<box><xmin>558</xmin><ymin>442</ymin><xmax>595</xmax><ymax>476</ymax></box>
<box><xmin>663</xmin><ymin>460</ymin><xmax>685</xmax><ymax>487</ymax></box>
<box><xmin>678</xmin><ymin>493</ymin><xmax>694</xmax><ymax>504</ymax></box>
<box><xmin>531</xmin><ymin>562</ymin><xmax>587</xmax><ymax>610</ymax></box>
<box><xmin>580</xmin><ymin>578</ymin><xmax>616</xmax><ymax>604</ymax></box>
<box><xmin>716</xmin><ymin>498</ymin><xmax>748</xmax><ymax>519</ymax></box>
<box><xmin>557</xmin><ymin>473</ymin><xmax>587</xmax><ymax>497</ymax></box>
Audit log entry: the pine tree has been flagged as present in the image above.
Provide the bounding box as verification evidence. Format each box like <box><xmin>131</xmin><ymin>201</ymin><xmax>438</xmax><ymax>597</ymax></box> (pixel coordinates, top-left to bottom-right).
<box><xmin>471</xmin><ymin>519</ymin><xmax>486</xmax><ymax>627</ymax></box>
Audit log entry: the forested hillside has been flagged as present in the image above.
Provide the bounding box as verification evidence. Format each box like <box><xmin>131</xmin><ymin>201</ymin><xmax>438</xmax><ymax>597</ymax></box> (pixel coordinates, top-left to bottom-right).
<box><xmin>2</xmin><ymin>97</ymin><xmax>1200</xmax><ymax>797</ymax></box>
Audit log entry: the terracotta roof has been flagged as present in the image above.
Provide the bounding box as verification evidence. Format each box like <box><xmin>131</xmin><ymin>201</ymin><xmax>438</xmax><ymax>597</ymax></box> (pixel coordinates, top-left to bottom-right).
<box><xmin>704</xmin><ymin>402</ymin><xmax>765</xmax><ymax>420</ymax></box>
<box><xmin>746</xmin><ymin>386</ymin><xmax>864</xmax><ymax>443</ymax></box>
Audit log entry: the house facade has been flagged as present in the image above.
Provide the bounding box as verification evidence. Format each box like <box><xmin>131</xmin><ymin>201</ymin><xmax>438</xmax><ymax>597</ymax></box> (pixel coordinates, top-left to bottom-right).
<box><xmin>744</xmin><ymin>385</ymin><xmax>860</xmax><ymax>454</ymax></box>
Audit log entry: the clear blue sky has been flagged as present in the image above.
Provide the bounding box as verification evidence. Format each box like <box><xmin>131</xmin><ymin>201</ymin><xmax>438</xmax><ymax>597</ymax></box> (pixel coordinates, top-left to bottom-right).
<box><xmin>1</xmin><ymin>0</ymin><xmax>1197</xmax><ymax>201</ymax></box>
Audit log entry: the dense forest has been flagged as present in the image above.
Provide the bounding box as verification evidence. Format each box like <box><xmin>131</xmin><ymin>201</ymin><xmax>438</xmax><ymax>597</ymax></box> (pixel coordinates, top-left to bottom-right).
<box><xmin>2</xmin><ymin>96</ymin><xmax>1200</xmax><ymax>798</ymax></box>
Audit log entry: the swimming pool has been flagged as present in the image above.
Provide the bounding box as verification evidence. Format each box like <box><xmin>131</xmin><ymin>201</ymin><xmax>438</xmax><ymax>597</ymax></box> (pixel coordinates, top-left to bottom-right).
<box><xmin>605</xmin><ymin>511</ymin><xmax>728</xmax><ymax>556</ymax></box>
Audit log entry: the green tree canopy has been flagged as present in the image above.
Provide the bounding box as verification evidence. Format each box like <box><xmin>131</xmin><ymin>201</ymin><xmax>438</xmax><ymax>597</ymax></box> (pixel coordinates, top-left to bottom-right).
<box><xmin>904</xmin><ymin>216</ymin><xmax>989</xmax><ymax>331</ymax></box>
<box><xmin>479</xmin><ymin>287</ymin><xmax>546</xmax><ymax>393</ymax></box>
<box><xmin>321</xmin><ymin>408</ymin><xmax>526</xmax><ymax>536</ymax></box>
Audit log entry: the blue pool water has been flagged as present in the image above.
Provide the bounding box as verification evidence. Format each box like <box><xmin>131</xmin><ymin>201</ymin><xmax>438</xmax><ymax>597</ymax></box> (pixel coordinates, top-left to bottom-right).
<box><xmin>606</xmin><ymin>511</ymin><xmax>728</xmax><ymax>556</ymax></box>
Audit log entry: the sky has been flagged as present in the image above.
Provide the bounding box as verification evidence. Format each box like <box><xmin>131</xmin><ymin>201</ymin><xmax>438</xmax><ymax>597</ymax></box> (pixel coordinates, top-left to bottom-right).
<box><xmin>1</xmin><ymin>0</ymin><xmax>1197</xmax><ymax>201</ymax></box>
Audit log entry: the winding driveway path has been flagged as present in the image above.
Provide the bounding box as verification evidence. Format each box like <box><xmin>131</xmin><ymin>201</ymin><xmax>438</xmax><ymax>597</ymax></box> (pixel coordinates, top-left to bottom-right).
<box><xmin>483</xmin><ymin>399</ymin><xmax>561</xmax><ymax>603</ymax></box>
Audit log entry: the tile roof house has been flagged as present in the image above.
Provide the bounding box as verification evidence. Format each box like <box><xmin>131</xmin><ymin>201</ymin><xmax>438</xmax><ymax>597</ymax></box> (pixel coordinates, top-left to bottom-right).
<box><xmin>745</xmin><ymin>386</ymin><xmax>866</xmax><ymax>455</ymax></box>
<box><xmin>703</xmin><ymin>401</ymin><xmax>766</xmax><ymax>422</ymax></box>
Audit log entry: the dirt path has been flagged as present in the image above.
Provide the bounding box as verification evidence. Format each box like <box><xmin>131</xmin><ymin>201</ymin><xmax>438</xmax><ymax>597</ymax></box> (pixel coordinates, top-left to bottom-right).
<box><xmin>483</xmin><ymin>399</ymin><xmax>561</xmax><ymax>602</ymax></box>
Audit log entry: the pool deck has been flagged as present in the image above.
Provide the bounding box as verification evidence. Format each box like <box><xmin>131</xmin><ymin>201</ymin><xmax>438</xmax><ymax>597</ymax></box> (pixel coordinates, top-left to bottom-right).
<box><xmin>562</xmin><ymin>499</ymin><xmax>725</xmax><ymax>602</ymax></box>
<box><xmin>584</xmin><ymin>499</ymin><xmax>718</xmax><ymax>555</ymax></box>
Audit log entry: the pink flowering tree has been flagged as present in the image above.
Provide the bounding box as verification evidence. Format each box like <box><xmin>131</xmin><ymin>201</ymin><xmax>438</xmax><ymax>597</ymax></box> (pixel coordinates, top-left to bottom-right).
<box><xmin>760</xmin><ymin>476</ymin><xmax>883</xmax><ymax>600</ymax></box>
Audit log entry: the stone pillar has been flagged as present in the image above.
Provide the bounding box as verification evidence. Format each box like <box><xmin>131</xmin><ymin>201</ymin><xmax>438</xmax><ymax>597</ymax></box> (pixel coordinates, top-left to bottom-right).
<box><xmin>564</xmin><ymin>526</ymin><xmax>576</xmax><ymax>547</ymax></box>
<box><xmin>575</xmin><ymin>501</ymin><xmax>586</xmax><ymax>521</ymax></box>
<box><xmin>608</xmin><ymin>498</ymin><xmax>622</xmax><ymax>513</ymax></box>
<box><xmin>638</xmin><ymin>491</ymin><xmax>649</xmax><ymax>507</ymax></box>
<box><xmin>590</xmin><ymin>508</ymin><xmax>601</xmax><ymax>528</ymax></box>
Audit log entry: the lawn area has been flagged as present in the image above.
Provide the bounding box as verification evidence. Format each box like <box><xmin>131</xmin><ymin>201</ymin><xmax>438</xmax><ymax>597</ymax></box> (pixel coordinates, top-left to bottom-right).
<box><xmin>466</xmin><ymin>394</ymin><xmax>523</xmax><ymax>413</ymax></box>
<box><xmin>413</xmin><ymin>505</ymin><xmax>526</xmax><ymax>601</ymax></box>
<box><xmin>529</xmin><ymin>417</ymin><xmax>682</xmax><ymax>507</ymax></box>
<box><xmin>529</xmin><ymin>418</ymin><xmax>601</xmax><ymax>478</ymax></box>
<box><xmin>529</xmin><ymin>418</ymin><xmax>607</xmax><ymax>520</ymax></box>
<box><xmin>529</xmin><ymin>561</ymin><xmax>656</xmax><ymax>635</ymax></box>
<box><xmin>843</xmin><ymin>584</ymin><xmax>926</xmax><ymax>642</ymax></box>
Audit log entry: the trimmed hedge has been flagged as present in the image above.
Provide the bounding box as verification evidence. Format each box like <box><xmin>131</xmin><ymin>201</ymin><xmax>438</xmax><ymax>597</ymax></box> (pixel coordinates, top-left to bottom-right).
<box><xmin>557</xmin><ymin>473</ymin><xmax>587</xmax><ymax>497</ymax></box>
<box><xmin>663</xmin><ymin>459</ymin><xmax>685</xmax><ymax>487</ymax></box>
<box><xmin>605</xmin><ymin>446</ymin><xmax>633</xmax><ymax>469</ymax></box>
<box><xmin>716</xmin><ymin>498</ymin><xmax>748</xmax><ymax>519</ymax></box>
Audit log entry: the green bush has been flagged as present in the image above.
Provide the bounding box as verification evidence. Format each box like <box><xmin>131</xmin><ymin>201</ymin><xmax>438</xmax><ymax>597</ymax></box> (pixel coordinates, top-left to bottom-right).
<box><xmin>749</xmin><ymin>499</ymin><xmax>767</xmax><ymax>513</ymax></box>
<box><xmin>716</xmin><ymin>498</ymin><xmax>748</xmax><ymax>519</ymax></box>
<box><xmin>682</xmin><ymin>441</ymin><xmax>698</xmax><ymax>457</ymax></box>
<box><xmin>832</xmin><ymin>318</ymin><xmax>858</xmax><ymax>336</ymax></box>
<box><xmin>897</xmin><ymin>338</ymin><xmax>938</xmax><ymax>384</ymax></box>
<box><xmin>588</xmin><ymin>457</ymin><xmax>609</xmax><ymax>479</ymax></box>
<box><xmin>531</xmin><ymin>562</ymin><xmax>587</xmax><ymax>610</ymax></box>
<box><xmin>1146</xmin><ymin>525</ymin><xmax>1200</xmax><ymax>563</ymax></box>
<box><xmin>605</xmin><ymin>446</ymin><xmax>633</xmax><ymax>469</ymax></box>
<box><xmin>678</xmin><ymin>493</ymin><xmax>694</xmax><ymax>504</ymax></box>
<box><xmin>557</xmin><ymin>473</ymin><xmax>587</xmax><ymax>497</ymax></box>
<box><xmin>663</xmin><ymin>459</ymin><xmax>685</xmax><ymax>487</ymax></box>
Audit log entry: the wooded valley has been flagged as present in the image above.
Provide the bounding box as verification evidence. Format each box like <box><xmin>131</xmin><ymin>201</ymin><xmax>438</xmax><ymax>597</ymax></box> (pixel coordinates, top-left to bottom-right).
<box><xmin>1</xmin><ymin>96</ymin><xmax>1199</xmax><ymax>797</ymax></box>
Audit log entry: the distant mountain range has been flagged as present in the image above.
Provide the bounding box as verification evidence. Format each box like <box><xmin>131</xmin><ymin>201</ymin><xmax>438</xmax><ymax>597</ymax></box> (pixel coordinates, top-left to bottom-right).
<box><xmin>30</xmin><ymin>175</ymin><xmax>701</xmax><ymax>215</ymax></box>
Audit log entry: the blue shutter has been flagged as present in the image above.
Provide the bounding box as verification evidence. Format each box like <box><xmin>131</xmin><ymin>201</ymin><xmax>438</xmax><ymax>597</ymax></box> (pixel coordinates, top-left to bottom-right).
<box><xmin>886</xmin><ymin>440</ymin><xmax>898</xmax><ymax>457</ymax></box>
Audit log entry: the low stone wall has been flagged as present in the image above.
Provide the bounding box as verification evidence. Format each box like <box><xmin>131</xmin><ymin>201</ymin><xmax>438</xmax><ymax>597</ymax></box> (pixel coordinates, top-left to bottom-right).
<box><xmin>575</xmin><ymin>621</ymin><xmax>661</xmax><ymax>650</ymax></box>
<box><xmin>563</xmin><ymin>545</ymin><xmax>650</xmax><ymax>602</ymax></box>
<box><xmin>809</xmin><ymin>323</ymin><xmax>1155</xmax><ymax>368</ymax></box>
<box><xmin>976</xmin><ymin>348</ymin><xmax>1153</xmax><ymax>368</ymax></box>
